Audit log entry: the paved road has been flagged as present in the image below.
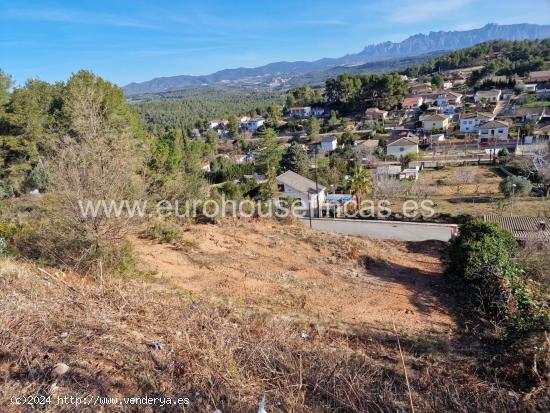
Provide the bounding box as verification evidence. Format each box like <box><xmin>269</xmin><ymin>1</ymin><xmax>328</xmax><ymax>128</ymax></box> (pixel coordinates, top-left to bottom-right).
<box><xmin>301</xmin><ymin>218</ymin><xmax>457</xmax><ymax>242</ymax></box>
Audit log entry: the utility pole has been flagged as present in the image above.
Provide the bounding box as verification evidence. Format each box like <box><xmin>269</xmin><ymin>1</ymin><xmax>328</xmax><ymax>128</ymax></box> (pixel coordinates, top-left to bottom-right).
<box><xmin>510</xmin><ymin>183</ymin><xmax>517</xmax><ymax>216</ymax></box>
<box><xmin>307</xmin><ymin>192</ymin><xmax>312</xmax><ymax>228</ymax></box>
<box><xmin>314</xmin><ymin>147</ymin><xmax>320</xmax><ymax>218</ymax></box>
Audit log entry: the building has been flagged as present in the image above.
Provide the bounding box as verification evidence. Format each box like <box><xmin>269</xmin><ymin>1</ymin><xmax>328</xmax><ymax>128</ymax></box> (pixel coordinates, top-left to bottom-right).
<box><xmin>459</xmin><ymin>112</ymin><xmax>495</xmax><ymax>133</ymax></box>
<box><xmin>400</xmin><ymin>166</ymin><xmax>420</xmax><ymax>180</ymax></box>
<box><xmin>402</xmin><ymin>96</ymin><xmax>424</xmax><ymax>110</ymax></box>
<box><xmin>478</xmin><ymin>120</ymin><xmax>509</xmax><ymax>140</ymax></box>
<box><xmin>483</xmin><ymin>216</ymin><xmax>550</xmax><ymax>243</ymax></box>
<box><xmin>474</xmin><ymin>89</ymin><xmax>502</xmax><ymax>103</ymax></box>
<box><xmin>434</xmin><ymin>91</ymin><xmax>462</xmax><ymax>106</ymax></box>
<box><xmin>288</xmin><ymin>106</ymin><xmax>312</xmax><ymax>118</ymax></box>
<box><xmin>242</xmin><ymin>117</ymin><xmax>265</xmax><ymax>132</ymax></box>
<box><xmin>443</xmin><ymin>81</ymin><xmax>453</xmax><ymax>90</ymax></box>
<box><xmin>386</xmin><ymin>136</ymin><xmax>419</xmax><ymax>157</ymax></box>
<box><xmin>528</xmin><ymin>70</ymin><xmax>550</xmax><ymax>83</ymax></box>
<box><xmin>410</xmin><ymin>83</ymin><xmax>432</xmax><ymax>94</ymax></box>
<box><xmin>364</xmin><ymin>107</ymin><xmax>388</xmax><ymax>121</ymax></box>
<box><xmin>422</xmin><ymin>114</ymin><xmax>449</xmax><ymax>131</ymax></box>
<box><xmin>320</xmin><ymin>136</ymin><xmax>338</xmax><ymax>152</ymax></box>
<box><xmin>375</xmin><ymin>165</ymin><xmax>401</xmax><ymax>179</ymax></box>
<box><xmin>208</xmin><ymin>120</ymin><xmax>220</xmax><ymax>129</ymax></box>
<box><xmin>534</xmin><ymin>124</ymin><xmax>550</xmax><ymax>140</ymax></box>
<box><xmin>276</xmin><ymin>170</ymin><xmax>326</xmax><ymax>213</ymax></box>
<box><xmin>510</xmin><ymin>107</ymin><xmax>549</xmax><ymax>123</ymax></box>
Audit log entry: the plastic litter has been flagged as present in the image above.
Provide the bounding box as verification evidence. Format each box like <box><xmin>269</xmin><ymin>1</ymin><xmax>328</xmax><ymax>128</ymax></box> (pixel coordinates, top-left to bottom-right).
<box><xmin>149</xmin><ymin>342</ymin><xmax>162</xmax><ymax>350</ymax></box>
<box><xmin>258</xmin><ymin>395</ymin><xmax>267</xmax><ymax>413</ymax></box>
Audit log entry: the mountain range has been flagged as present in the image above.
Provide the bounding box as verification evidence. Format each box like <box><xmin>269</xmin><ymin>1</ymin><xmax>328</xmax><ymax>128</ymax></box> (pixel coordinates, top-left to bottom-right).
<box><xmin>123</xmin><ymin>23</ymin><xmax>550</xmax><ymax>96</ymax></box>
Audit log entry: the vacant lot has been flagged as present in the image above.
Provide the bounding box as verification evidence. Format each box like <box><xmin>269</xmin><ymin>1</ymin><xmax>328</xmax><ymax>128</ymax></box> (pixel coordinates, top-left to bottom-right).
<box><xmin>416</xmin><ymin>166</ymin><xmax>550</xmax><ymax>218</ymax></box>
<box><xmin>1</xmin><ymin>220</ymin><xmax>545</xmax><ymax>412</ymax></box>
<box><xmin>134</xmin><ymin>219</ymin><xmax>454</xmax><ymax>334</ymax></box>
<box><xmin>418</xmin><ymin>165</ymin><xmax>502</xmax><ymax>197</ymax></box>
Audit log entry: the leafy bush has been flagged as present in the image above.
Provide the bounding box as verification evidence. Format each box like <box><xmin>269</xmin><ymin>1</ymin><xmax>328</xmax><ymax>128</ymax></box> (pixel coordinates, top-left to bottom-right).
<box><xmin>500</xmin><ymin>176</ymin><xmax>532</xmax><ymax>197</ymax></box>
<box><xmin>446</xmin><ymin>219</ymin><xmax>546</xmax><ymax>331</ymax></box>
<box><xmin>0</xmin><ymin>182</ymin><xmax>14</xmax><ymax>200</ymax></box>
<box><xmin>141</xmin><ymin>222</ymin><xmax>183</xmax><ymax>244</ymax></box>
<box><xmin>0</xmin><ymin>222</ymin><xmax>18</xmax><ymax>256</ymax></box>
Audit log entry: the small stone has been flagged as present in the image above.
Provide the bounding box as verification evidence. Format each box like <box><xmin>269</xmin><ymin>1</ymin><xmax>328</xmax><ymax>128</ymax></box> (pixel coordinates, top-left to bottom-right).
<box><xmin>60</xmin><ymin>332</ymin><xmax>69</xmax><ymax>338</ymax></box>
<box><xmin>52</xmin><ymin>363</ymin><xmax>69</xmax><ymax>377</ymax></box>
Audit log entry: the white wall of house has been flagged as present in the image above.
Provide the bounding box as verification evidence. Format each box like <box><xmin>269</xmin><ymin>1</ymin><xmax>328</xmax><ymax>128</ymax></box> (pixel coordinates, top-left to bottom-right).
<box><xmin>479</xmin><ymin>126</ymin><xmax>509</xmax><ymax>140</ymax></box>
<box><xmin>475</xmin><ymin>90</ymin><xmax>501</xmax><ymax>103</ymax></box>
<box><xmin>423</xmin><ymin>119</ymin><xmax>448</xmax><ymax>131</ymax></box>
<box><xmin>387</xmin><ymin>144</ymin><xmax>418</xmax><ymax>156</ymax></box>
<box><xmin>277</xmin><ymin>184</ymin><xmax>326</xmax><ymax>212</ymax></box>
<box><xmin>460</xmin><ymin>118</ymin><xmax>480</xmax><ymax>132</ymax></box>
<box><xmin>320</xmin><ymin>139</ymin><xmax>337</xmax><ymax>152</ymax></box>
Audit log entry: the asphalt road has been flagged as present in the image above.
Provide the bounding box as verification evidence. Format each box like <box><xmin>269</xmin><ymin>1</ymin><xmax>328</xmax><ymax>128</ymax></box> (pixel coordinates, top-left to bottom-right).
<box><xmin>302</xmin><ymin>218</ymin><xmax>457</xmax><ymax>242</ymax></box>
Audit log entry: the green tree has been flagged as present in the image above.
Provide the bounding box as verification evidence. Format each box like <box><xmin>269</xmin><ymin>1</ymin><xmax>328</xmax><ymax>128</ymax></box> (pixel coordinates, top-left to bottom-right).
<box><xmin>431</xmin><ymin>73</ymin><xmax>444</xmax><ymax>89</ymax></box>
<box><xmin>348</xmin><ymin>166</ymin><xmax>372</xmax><ymax>204</ymax></box>
<box><xmin>206</xmin><ymin>129</ymin><xmax>218</xmax><ymax>146</ymax></box>
<box><xmin>266</xmin><ymin>105</ymin><xmax>282</xmax><ymax>127</ymax></box>
<box><xmin>500</xmin><ymin>176</ymin><xmax>532</xmax><ymax>197</ymax></box>
<box><xmin>228</xmin><ymin>115</ymin><xmax>239</xmax><ymax>136</ymax></box>
<box><xmin>327</xmin><ymin>110</ymin><xmax>340</xmax><ymax>130</ymax></box>
<box><xmin>255</xmin><ymin>128</ymin><xmax>282</xmax><ymax>175</ymax></box>
<box><xmin>306</xmin><ymin>117</ymin><xmax>320</xmax><ymax>141</ymax></box>
<box><xmin>0</xmin><ymin>68</ymin><xmax>13</xmax><ymax>105</ymax></box>
<box><xmin>281</xmin><ymin>142</ymin><xmax>309</xmax><ymax>175</ymax></box>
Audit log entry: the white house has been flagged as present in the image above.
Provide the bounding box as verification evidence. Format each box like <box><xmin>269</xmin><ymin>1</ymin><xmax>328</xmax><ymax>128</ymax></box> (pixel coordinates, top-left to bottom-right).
<box><xmin>434</xmin><ymin>91</ymin><xmax>462</xmax><ymax>106</ymax></box>
<box><xmin>276</xmin><ymin>170</ymin><xmax>326</xmax><ymax>214</ymax></box>
<box><xmin>386</xmin><ymin>136</ymin><xmax>419</xmax><ymax>157</ymax></box>
<box><xmin>208</xmin><ymin>120</ymin><xmax>220</xmax><ymax>129</ymax></box>
<box><xmin>288</xmin><ymin>106</ymin><xmax>312</xmax><ymax>118</ymax></box>
<box><xmin>400</xmin><ymin>166</ymin><xmax>420</xmax><ymax>180</ymax></box>
<box><xmin>475</xmin><ymin>89</ymin><xmax>502</xmax><ymax>103</ymax></box>
<box><xmin>459</xmin><ymin>112</ymin><xmax>495</xmax><ymax>133</ymax></box>
<box><xmin>243</xmin><ymin>117</ymin><xmax>265</xmax><ymax>132</ymax></box>
<box><xmin>402</xmin><ymin>96</ymin><xmax>424</xmax><ymax>110</ymax></box>
<box><xmin>320</xmin><ymin>136</ymin><xmax>338</xmax><ymax>152</ymax></box>
<box><xmin>443</xmin><ymin>81</ymin><xmax>454</xmax><ymax>90</ymax></box>
<box><xmin>422</xmin><ymin>114</ymin><xmax>449</xmax><ymax>131</ymax></box>
<box><xmin>478</xmin><ymin>120</ymin><xmax>509</xmax><ymax>140</ymax></box>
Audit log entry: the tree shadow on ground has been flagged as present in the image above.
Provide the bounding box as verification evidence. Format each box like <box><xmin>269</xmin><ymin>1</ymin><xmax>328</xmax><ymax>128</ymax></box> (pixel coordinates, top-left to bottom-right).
<box><xmin>359</xmin><ymin>240</ymin><xmax>463</xmax><ymax>327</ymax></box>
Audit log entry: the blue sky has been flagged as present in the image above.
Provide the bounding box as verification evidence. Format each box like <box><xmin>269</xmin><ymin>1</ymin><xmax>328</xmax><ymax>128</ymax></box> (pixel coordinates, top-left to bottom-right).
<box><xmin>1</xmin><ymin>0</ymin><xmax>549</xmax><ymax>86</ymax></box>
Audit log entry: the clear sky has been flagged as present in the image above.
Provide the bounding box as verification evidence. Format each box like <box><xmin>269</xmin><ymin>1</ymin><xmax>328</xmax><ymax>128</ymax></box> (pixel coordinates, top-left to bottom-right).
<box><xmin>1</xmin><ymin>0</ymin><xmax>549</xmax><ymax>86</ymax></box>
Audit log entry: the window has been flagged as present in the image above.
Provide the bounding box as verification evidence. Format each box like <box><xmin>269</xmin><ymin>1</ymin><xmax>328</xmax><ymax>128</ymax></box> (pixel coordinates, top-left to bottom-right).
<box><xmin>277</xmin><ymin>184</ymin><xmax>285</xmax><ymax>192</ymax></box>
<box><xmin>400</xmin><ymin>147</ymin><xmax>405</xmax><ymax>152</ymax></box>
<box><xmin>498</xmin><ymin>129</ymin><xmax>504</xmax><ymax>133</ymax></box>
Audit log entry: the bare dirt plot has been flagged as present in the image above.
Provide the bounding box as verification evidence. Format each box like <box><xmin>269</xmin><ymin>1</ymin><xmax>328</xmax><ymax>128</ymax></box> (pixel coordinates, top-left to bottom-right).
<box><xmin>418</xmin><ymin>165</ymin><xmax>503</xmax><ymax>196</ymax></box>
<box><xmin>133</xmin><ymin>219</ymin><xmax>455</xmax><ymax>334</ymax></box>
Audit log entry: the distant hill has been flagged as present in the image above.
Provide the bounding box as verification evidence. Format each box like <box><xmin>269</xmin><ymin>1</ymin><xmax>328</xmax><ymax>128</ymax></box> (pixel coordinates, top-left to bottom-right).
<box><xmin>123</xmin><ymin>23</ymin><xmax>550</xmax><ymax>95</ymax></box>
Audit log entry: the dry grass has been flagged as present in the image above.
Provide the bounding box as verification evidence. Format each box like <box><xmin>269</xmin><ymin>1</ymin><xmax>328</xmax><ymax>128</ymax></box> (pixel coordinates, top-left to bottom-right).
<box><xmin>0</xmin><ymin>255</ymin><xmax>544</xmax><ymax>412</ymax></box>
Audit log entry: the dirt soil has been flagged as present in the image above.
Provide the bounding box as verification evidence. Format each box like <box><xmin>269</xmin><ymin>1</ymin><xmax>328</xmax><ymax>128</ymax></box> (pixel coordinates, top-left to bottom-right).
<box><xmin>133</xmin><ymin>219</ymin><xmax>455</xmax><ymax>334</ymax></box>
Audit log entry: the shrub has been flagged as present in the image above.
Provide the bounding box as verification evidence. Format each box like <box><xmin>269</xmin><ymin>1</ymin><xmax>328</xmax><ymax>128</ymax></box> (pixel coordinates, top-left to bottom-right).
<box><xmin>446</xmin><ymin>219</ymin><xmax>545</xmax><ymax>331</ymax></box>
<box><xmin>141</xmin><ymin>222</ymin><xmax>183</xmax><ymax>244</ymax></box>
<box><xmin>500</xmin><ymin>176</ymin><xmax>532</xmax><ymax>197</ymax></box>
<box><xmin>0</xmin><ymin>182</ymin><xmax>14</xmax><ymax>200</ymax></box>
